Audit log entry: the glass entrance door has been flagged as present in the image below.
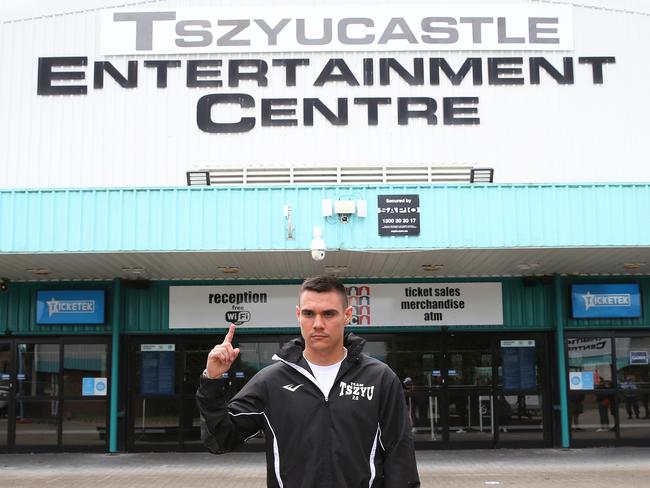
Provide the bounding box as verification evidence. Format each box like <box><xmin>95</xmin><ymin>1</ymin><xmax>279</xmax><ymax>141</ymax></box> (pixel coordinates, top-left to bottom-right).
<box><xmin>390</xmin><ymin>331</ymin><xmax>550</xmax><ymax>448</ymax></box>
<box><xmin>391</xmin><ymin>335</ymin><xmax>443</xmax><ymax>446</ymax></box>
<box><xmin>568</xmin><ymin>334</ymin><xmax>650</xmax><ymax>446</ymax></box>
<box><xmin>615</xmin><ymin>336</ymin><xmax>650</xmax><ymax>444</ymax></box>
<box><xmin>129</xmin><ymin>336</ymin><xmax>288</xmax><ymax>452</ymax></box>
<box><xmin>447</xmin><ymin>333</ymin><xmax>495</xmax><ymax>446</ymax></box>
<box><xmin>495</xmin><ymin>336</ymin><xmax>548</xmax><ymax>446</ymax></box>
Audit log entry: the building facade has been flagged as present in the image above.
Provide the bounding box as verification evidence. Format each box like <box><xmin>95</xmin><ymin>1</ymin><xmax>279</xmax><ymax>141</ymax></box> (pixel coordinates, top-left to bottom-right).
<box><xmin>1</xmin><ymin>1</ymin><xmax>649</xmax><ymax>453</ymax></box>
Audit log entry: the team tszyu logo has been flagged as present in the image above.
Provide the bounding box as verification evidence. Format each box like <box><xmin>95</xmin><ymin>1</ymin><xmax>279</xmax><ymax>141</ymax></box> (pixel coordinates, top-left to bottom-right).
<box><xmin>339</xmin><ymin>381</ymin><xmax>374</xmax><ymax>401</ymax></box>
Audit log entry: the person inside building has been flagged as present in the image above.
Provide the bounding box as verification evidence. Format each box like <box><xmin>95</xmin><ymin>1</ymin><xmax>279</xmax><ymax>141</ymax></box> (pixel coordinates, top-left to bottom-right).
<box><xmin>403</xmin><ymin>375</ymin><xmax>428</xmax><ymax>433</ymax></box>
<box><xmin>621</xmin><ymin>375</ymin><xmax>641</xmax><ymax>419</ymax></box>
<box><xmin>196</xmin><ymin>275</ymin><xmax>420</xmax><ymax>488</ymax></box>
<box><xmin>569</xmin><ymin>393</ymin><xmax>585</xmax><ymax>431</ymax></box>
<box><xmin>595</xmin><ymin>381</ymin><xmax>615</xmax><ymax>431</ymax></box>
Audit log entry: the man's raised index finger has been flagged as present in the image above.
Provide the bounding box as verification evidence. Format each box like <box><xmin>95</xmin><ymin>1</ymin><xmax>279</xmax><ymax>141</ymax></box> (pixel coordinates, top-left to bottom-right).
<box><xmin>224</xmin><ymin>323</ymin><xmax>236</xmax><ymax>344</ymax></box>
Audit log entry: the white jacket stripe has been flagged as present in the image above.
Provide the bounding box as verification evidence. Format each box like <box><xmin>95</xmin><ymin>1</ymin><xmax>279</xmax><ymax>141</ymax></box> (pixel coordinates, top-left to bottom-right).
<box><xmin>229</xmin><ymin>411</ymin><xmax>283</xmax><ymax>487</ymax></box>
<box><xmin>263</xmin><ymin>412</ymin><xmax>284</xmax><ymax>488</ymax></box>
<box><xmin>368</xmin><ymin>424</ymin><xmax>380</xmax><ymax>487</ymax></box>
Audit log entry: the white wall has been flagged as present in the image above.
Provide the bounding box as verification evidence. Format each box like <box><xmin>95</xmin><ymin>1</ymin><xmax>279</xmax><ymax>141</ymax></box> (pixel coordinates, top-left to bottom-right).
<box><xmin>1</xmin><ymin>0</ymin><xmax>649</xmax><ymax>188</ymax></box>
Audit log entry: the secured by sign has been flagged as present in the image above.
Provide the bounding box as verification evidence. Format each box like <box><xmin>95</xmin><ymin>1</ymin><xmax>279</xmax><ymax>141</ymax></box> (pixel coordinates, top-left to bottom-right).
<box><xmin>378</xmin><ymin>194</ymin><xmax>420</xmax><ymax>236</ymax></box>
<box><xmin>571</xmin><ymin>283</ymin><xmax>641</xmax><ymax>319</ymax></box>
<box><xmin>168</xmin><ymin>282</ymin><xmax>502</xmax><ymax>328</ymax></box>
<box><xmin>36</xmin><ymin>290</ymin><xmax>105</xmax><ymax>325</ymax></box>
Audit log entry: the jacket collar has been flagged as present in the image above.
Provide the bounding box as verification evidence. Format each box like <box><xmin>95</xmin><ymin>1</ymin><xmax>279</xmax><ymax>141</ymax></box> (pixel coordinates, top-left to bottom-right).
<box><xmin>277</xmin><ymin>332</ymin><xmax>366</xmax><ymax>365</ymax></box>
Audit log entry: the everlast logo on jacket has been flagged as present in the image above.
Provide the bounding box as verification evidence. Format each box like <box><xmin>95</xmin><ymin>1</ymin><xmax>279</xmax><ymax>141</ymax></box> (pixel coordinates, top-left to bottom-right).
<box><xmin>339</xmin><ymin>380</ymin><xmax>374</xmax><ymax>401</ymax></box>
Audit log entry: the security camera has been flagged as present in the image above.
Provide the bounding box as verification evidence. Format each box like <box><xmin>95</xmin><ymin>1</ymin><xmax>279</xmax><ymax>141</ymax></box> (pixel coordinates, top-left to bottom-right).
<box><xmin>310</xmin><ymin>226</ymin><xmax>326</xmax><ymax>261</ymax></box>
<box><xmin>0</xmin><ymin>279</ymin><xmax>8</xmax><ymax>293</ymax></box>
<box><xmin>311</xmin><ymin>249</ymin><xmax>326</xmax><ymax>261</ymax></box>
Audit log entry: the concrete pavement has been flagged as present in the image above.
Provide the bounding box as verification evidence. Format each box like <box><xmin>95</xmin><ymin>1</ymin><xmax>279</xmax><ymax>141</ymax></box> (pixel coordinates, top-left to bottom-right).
<box><xmin>1</xmin><ymin>447</ymin><xmax>650</xmax><ymax>487</ymax></box>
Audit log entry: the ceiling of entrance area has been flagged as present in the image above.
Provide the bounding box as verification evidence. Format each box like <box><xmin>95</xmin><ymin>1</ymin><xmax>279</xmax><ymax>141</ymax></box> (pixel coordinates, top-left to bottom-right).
<box><xmin>0</xmin><ymin>247</ymin><xmax>648</xmax><ymax>282</ymax></box>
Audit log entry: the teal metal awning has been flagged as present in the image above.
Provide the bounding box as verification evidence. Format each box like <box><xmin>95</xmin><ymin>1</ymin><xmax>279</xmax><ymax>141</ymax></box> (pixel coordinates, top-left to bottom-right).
<box><xmin>1</xmin><ymin>183</ymin><xmax>649</xmax><ymax>280</ymax></box>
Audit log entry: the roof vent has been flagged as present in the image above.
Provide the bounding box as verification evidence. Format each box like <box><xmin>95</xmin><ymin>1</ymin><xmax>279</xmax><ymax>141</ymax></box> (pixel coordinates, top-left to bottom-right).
<box><xmin>187</xmin><ymin>165</ymin><xmax>494</xmax><ymax>186</ymax></box>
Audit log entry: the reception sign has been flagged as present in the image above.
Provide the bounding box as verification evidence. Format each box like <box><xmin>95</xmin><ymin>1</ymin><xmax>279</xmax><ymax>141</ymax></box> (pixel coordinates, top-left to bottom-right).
<box><xmin>169</xmin><ymin>282</ymin><xmax>502</xmax><ymax>329</ymax></box>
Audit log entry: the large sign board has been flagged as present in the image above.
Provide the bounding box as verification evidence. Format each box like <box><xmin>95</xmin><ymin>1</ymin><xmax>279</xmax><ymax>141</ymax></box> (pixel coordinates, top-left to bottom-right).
<box><xmin>16</xmin><ymin>2</ymin><xmax>640</xmax><ymax>189</ymax></box>
<box><xmin>99</xmin><ymin>5</ymin><xmax>574</xmax><ymax>55</ymax></box>
<box><xmin>168</xmin><ymin>282</ymin><xmax>502</xmax><ymax>328</ymax></box>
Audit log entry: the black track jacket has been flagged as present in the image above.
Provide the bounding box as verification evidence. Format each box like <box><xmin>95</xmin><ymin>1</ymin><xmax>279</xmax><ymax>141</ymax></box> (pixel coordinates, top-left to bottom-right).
<box><xmin>196</xmin><ymin>332</ymin><xmax>420</xmax><ymax>488</ymax></box>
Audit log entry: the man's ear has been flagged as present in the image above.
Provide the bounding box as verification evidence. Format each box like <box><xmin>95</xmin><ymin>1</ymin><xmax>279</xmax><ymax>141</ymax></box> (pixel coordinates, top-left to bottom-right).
<box><xmin>296</xmin><ymin>305</ymin><xmax>301</xmax><ymax>322</ymax></box>
<box><xmin>344</xmin><ymin>306</ymin><xmax>353</xmax><ymax>325</ymax></box>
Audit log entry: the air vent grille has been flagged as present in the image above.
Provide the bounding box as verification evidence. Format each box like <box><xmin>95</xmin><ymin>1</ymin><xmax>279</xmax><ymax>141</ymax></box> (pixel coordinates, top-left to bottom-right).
<box><xmin>187</xmin><ymin>165</ymin><xmax>493</xmax><ymax>186</ymax></box>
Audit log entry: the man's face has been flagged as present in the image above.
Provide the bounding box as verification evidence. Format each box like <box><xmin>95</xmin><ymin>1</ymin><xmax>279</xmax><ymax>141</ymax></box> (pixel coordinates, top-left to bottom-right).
<box><xmin>296</xmin><ymin>289</ymin><xmax>352</xmax><ymax>358</ymax></box>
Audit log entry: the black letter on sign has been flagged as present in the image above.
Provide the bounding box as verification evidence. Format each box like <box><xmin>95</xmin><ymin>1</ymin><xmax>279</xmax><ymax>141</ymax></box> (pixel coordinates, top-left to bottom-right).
<box><xmin>144</xmin><ymin>60</ymin><xmax>181</xmax><ymax>88</ymax></box>
<box><xmin>488</xmin><ymin>57</ymin><xmax>524</xmax><ymax>85</ymax></box>
<box><xmin>303</xmin><ymin>98</ymin><xmax>348</xmax><ymax>126</ymax></box>
<box><xmin>196</xmin><ymin>93</ymin><xmax>256</xmax><ymax>133</ymax></box>
<box><xmin>261</xmin><ymin>99</ymin><xmax>298</xmax><ymax>126</ymax></box>
<box><xmin>429</xmin><ymin>58</ymin><xmax>482</xmax><ymax>86</ymax></box>
<box><xmin>443</xmin><ymin>97</ymin><xmax>479</xmax><ymax>125</ymax></box>
<box><xmin>529</xmin><ymin>57</ymin><xmax>574</xmax><ymax>85</ymax></box>
<box><xmin>187</xmin><ymin>60</ymin><xmax>223</xmax><ymax>88</ymax></box>
<box><xmin>578</xmin><ymin>57</ymin><xmax>615</xmax><ymax>84</ymax></box>
<box><xmin>229</xmin><ymin>60</ymin><xmax>269</xmax><ymax>87</ymax></box>
<box><xmin>94</xmin><ymin>61</ymin><xmax>138</xmax><ymax>89</ymax></box>
<box><xmin>354</xmin><ymin>98</ymin><xmax>391</xmax><ymax>126</ymax></box>
<box><xmin>272</xmin><ymin>59</ymin><xmax>309</xmax><ymax>87</ymax></box>
<box><xmin>37</xmin><ymin>57</ymin><xmax>87</xmax><ymax>95</ymax></box>
<box><xmin>379</xmin><ymin>58</ymin><xmax>424</xmax><ymax>86</ymax></box>
<box><xmin>314</xmin><ymin>59</ymin><xmax>360</xmax><ymax>86</ymax></box>
<box><xmin>397</xmin><ymin>97</ymin><xmax>437</xmax><ymax>125</ymax></box>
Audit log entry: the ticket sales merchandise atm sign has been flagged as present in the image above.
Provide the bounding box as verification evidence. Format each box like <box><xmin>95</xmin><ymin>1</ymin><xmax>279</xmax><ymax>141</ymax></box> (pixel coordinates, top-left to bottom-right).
<box><xmin>36</xmin><ymin>290</ymin><xmax>106</xmax><ymax>325</ymax></box>
<box><xmin>169</xmin><ymin>282</ymin><xmax>502</xmax><ymax>328</ymax></box>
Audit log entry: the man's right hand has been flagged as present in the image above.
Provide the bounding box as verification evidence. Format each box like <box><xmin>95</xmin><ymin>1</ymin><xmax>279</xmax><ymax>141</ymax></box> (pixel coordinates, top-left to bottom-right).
<box><xmin>205</xmin><ymin>324</ymin><xmax>240</xmax><ymax>379</ymax></box>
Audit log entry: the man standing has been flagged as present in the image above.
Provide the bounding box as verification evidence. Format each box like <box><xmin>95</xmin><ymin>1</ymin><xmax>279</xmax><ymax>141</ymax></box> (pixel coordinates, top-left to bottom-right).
<box><xmin>196</xmin><ymin>275</ymin><xmax>420</xmax><ymax>488</ymax></box>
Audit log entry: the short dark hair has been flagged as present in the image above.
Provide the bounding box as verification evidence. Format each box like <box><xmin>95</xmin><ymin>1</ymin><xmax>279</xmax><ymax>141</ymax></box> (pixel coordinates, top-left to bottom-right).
<box><xmin>299</xmin><ymin>275</ymin><xmax>348</xmax><ymax>308</ymax></box>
